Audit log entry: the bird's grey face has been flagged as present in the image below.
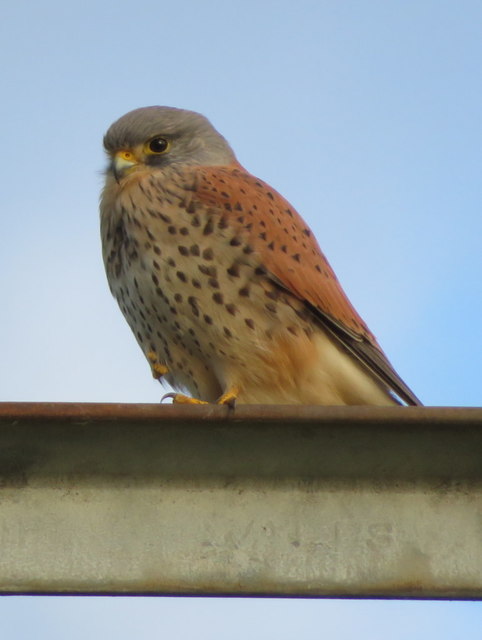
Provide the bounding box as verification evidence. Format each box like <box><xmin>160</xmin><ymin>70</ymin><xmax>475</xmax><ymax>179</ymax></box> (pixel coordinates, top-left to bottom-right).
<box><xmin>103</xmin><ymin>106</ymin><xmax>236</xmax><ymax>181</ymax></box>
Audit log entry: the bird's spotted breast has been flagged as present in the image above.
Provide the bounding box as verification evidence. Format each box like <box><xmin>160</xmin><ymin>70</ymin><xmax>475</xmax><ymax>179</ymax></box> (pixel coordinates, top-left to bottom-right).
<box><xmin>101</xmin><ymin>168</ymin><xmax>318</xmax><ymax>401</ymax></box>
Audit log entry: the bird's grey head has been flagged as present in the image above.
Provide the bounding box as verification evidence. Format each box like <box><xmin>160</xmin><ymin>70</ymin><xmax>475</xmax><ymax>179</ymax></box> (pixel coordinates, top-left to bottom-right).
<box><xmin>103</xmin><ymin>106</ymin><xmax>236</xmax><ymax>172</ymax></box>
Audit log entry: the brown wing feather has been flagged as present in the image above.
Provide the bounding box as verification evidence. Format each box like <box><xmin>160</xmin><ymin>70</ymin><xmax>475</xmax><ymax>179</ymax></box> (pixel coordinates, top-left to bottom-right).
<box><xmin>193</xmin><ymin>164</ymin><xmax>421</xmax><ymax>406</ymax></box>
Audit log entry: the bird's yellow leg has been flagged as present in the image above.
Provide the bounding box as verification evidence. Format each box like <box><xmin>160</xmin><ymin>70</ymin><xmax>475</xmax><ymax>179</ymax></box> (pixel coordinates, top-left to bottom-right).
<box><xmin>147</xmin><ymin>351</ymin><xmax>169</xmax><ymax>379</ymax></box>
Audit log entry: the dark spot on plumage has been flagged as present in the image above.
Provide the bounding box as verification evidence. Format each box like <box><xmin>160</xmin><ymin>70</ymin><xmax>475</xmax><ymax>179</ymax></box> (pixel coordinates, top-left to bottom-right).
<box><xmin>243</xmin><ymin>244</ymin><xmax>254</xmax><ymax>254</ymax></box>
<box><xmin>227</xmin><ymin>264</ymin><xmax>240</xmax><ymax>277</ymax></box>
<box><xmin>295</xmin><ymin>308</ymin><xmax>310</xmax><ymax>321</ymax></box>
<box><xmin>156</xmin><ymin>287</ymin><xmax>163</xmax><ymax>297</ymax></box>
<box><xmin>224</xmin><ymin>202</ymin><xmax>232</xmax><ymax>211</ymax></box>
<box><xmin>191</xmin><ymin>215</ymin><xmax>201</xmax><ymax>227</ymax></box>
<box><xmin>259</xmin><ymin>231</ymin><xmax>267</xmax><ymax>240</ymax></box>
<box><xmin>218</xmin><ymin>216</ymin><xmax>229</xmax><ymax>229</ymax></box>
<box><xmin>151</xmin><ymin>274</ymin><xmax>159</xmax><ymax>286</ymax></box>
<box><xmin>167</xmin><ymin>257</ymin><xmax>176</xmax><ymax>267</ymax></box>
<box><xmin>198</xmin><ymin>264</ymin><xmax>217</xmax><ymax>277</ymax></box>
<box><xmin>267</xmin><ymin>241</ymin><xmax>275</xmax><ymax>251</ymax></box>
<box><xmin>203</xmin><ymin>219</ymin><xmax>214</xmax><ymax>235</ymax></box>
<box><xmin>212</xmin><ymin>292</ymin><xmax>224</xmax><ymax>304</ymax></box>
<box><xmin>178</xmin><ymin>246</ymin><xmax>189</xmax><ymax>256</ymax></box>
<box><xmin>174</xmin><ymin>293</ymin><xmax>183</xmax><ymax>303</ymax></box>
<box><xmin>265</xmin><ymin>289</ymin><xmax>279</xmax><ymax>300</ymax></box>
<box><xmin>168</xmin><ymin>225</ymin><xmax>177</xmax><ymax>235</ymax></box>
<box><xmin>239</xmin><ymin>286</ymin><xmax>250</xmax><ymax>297</ymax></box>
<box><xmin>234</xmin><ymin>202</ymin><xmax>243</xmax><ymax>211</ymax></box>
<box><xmin>153</xmin><ymin>246</ymin><xmax>162</xmax><ymax>255</ymax></box>
<box><xmin>286</xmin><ymin>208</ymin><xmax>294</xmax><ymax>218</ymax></box>
<box><xmin>176</xmin><ymin>271</ymin><xmax>187</xmax><ymax>282</ymax></box>
<box><xmin>245</xmin><ymin>318</ymin><xmax>255</xmax><ymax>329</ymax></box>
<box><xmin>186</xmin><ymin>200</ymin><xmax>197</xmax><ymax>214</ymax></box>
<box><xmin>169</xmin><ymin>305</ymin><xmax>178</xmax><ymax>316</ymax></box>
<box><xmin>255</xmin><ymin>181</ymin><xmax>263</xmax><ymax>188</ymax></box>
<box><xmin>255</xmin><ymin>266</ymin><xmax>266</xmax><ymax>276</ymax></box>
<box><xmin>204</xmin><ymin>314</ymin><xmax>213</xmax><ymax>325</ymax></box>
<box><xmin>138</xmin><ymin>183</ymin><xmax>153</xmax><ymax>202</ymax></box>
<box><xmin>292</xmin><ymin>253</ymin><xmax>301</xmax><ymax>262</ymax></box>
<box><xmin>226</xmin><ymin>303</ymin><xmax>238</xmax><ymax>316</ymax></box>
<box><xmin>184</xmin><ymin>180</ymin><xmax>198</xmax><ymax>192</ymax></box>
<box><xmin>287</xmin><ymin>326</ymin><xmax>298</xmax><ymax>336</ymax></box>
<box><xmin>265</xmin><ymin>302</ymin><xmax>277</xmax><ymax>313</ymax></box>
<box><xmin>315</xmin><ymin>264</ymin><xmax>322</xmax><ymax>273</ymax></box>
<box><xmin>302</xmin><ymin>228</ymin><xmax>311</xmax><ymax>237</ymax></box>
<box><xmin>208</xmin><ymin>278</ymin><xmax>219</xmax><ymax>288</ymax></box>
<box><xmin>144</xmin><ymin>241</ymin><xmax>152</xmax><ymax>250</ymax></box>
<box><xmin>132</xmin><ymin>217</ymin><xmax>142</xmax><ymax>229</ymax></box>
<box><xmin>180</xmin><ymin>227</ymin><xmax>189</xmax><ymax>236</ymax></box>
<box><xmin>245</xmin><ymin>222</ymin><xmax>253</xmax><ymax>230</ymax></box>
<box><xmin>237</xmin><ymin>216</ymin><xmax>245</xmax><ymax>224</ymax></box>
<box><xmin>281</xmin><ymin>245</ymin><xmax>288</xmax><ymax>253</ymax></box>
<box><xmin>192</xmin><ymin>278</ymin><xmax>201</xmax><ymax>289</ymax></box>
<box><xmin>158</xmin><ymin>212</ymin><xmax>171</xmax><ymax>224</ymax></box>
<box><xmin>202</xmin><ymin>248</ymin><xmax>214</xmax><ymax>260</ymax></box>
<box><xmin>220</xmin><ymin>191</ymin><xmax>229</xmax><ymax>198</ymax></box>
<box><xmin>190</xmin><ymin>244</ymin><xmax>200</xmax><ymax>256</ymax></box>
<box><xmin>230</xmin><ymin>237</ymin><xmax>242</xmax><ymax>247</ymax></box>
<box><xmin>223</xmin><ymin>327</ymin><xmax>232</xmax><ymax>338</ymax></box>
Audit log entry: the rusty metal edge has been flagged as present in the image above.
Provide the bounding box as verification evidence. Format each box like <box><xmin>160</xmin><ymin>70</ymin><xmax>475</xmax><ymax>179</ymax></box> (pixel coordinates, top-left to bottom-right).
<box><xmin>2</xmin><ymin>587</ymin><xmax>482</xmax><ymax>600</ymax></box>
<box><xmin>0</xmin><ymin>402</ymin><xmax>481</xmax><ymax>426</ymax></box>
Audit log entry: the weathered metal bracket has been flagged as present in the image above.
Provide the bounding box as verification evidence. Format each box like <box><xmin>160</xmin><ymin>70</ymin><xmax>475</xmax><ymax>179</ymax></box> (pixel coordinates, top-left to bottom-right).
<box><xmin>0</xmin><ymin>403</ymin><xmax>481</xmax><ymax>598</ymax></box>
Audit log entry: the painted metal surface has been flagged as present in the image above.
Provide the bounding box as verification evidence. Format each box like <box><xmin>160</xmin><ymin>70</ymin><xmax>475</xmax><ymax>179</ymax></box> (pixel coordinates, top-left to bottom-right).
<box><xmin>0</xmin><ymin>403</ymin><xmax>481</xmax><ymax>598</ymax></box>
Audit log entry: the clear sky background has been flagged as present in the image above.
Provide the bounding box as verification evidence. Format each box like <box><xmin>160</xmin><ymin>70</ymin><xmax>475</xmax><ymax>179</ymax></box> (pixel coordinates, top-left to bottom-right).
<box><xmin>1</xmin><ymin>0</ymin><xmax>481</xmax><ymax>637</ymax></box>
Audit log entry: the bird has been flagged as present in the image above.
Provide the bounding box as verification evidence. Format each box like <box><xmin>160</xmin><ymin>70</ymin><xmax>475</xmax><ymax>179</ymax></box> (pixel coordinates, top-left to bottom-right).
<box><xmin>100</xmin><ymin>106</ymin><xmax>421</xmax><ymax>406</ymax></box>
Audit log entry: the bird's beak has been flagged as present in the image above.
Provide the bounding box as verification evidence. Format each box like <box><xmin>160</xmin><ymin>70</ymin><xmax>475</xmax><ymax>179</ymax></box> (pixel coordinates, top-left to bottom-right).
<box><xmin>112</xmin><ymin>150</ymin><xmax>137</xmax><ymax>182</ymax></box>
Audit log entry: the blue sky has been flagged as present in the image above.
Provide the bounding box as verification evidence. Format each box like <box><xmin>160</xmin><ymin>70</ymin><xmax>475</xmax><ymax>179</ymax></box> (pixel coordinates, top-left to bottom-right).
<box><xmin>1</xmin><ymin>0</ymin><xmax>481</xmax><ymax>636</ymax></box>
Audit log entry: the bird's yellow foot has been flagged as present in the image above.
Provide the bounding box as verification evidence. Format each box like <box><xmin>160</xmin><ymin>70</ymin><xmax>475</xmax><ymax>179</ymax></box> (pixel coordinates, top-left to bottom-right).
<box><xmin>161</xmin><ymin>392</ymin><xmax>209</xmax><ymax>405</ymax></box>
<box><xmin>161</xmin><ymin>387</ymin><xmax>239</xmax><ymax>406</ymax></box>
<box><xmin>147</xmin><ymin>351</ymin><xmax>169</xmax><ymax>379</ymax></box>
<box><xmin>216</xmin><ymin>386</ymin><xmax>239</xmax><ymax>408</ymax></box>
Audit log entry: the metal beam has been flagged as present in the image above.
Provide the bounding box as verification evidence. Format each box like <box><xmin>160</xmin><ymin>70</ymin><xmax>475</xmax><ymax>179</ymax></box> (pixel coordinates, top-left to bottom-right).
<box><xmin>0</xmin><ymin>403</ymin><xmax>481</xmax><ymax>598</ymax></box>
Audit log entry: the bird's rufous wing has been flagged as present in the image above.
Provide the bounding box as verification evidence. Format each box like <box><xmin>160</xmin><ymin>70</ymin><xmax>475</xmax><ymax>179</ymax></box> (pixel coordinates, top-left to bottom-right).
<box><xmin>191</xmin><ymin>164</ymin><xmax>421</xmax><ymax>406</ymax></box>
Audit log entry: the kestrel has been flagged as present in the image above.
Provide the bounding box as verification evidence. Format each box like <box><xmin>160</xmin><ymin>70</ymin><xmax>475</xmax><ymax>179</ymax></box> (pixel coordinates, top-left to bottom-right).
<box><xmin>100</xmin><ymin>106</ymin><xmax>420</xmax><ymax>406</ymax></box>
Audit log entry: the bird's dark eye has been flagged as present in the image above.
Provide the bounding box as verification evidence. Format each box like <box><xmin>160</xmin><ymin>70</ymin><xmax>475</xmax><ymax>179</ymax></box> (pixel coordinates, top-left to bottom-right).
<box><xmin>147</xmin><ymin>137</ymin><xmax>170</xmax><ymax>154</ymax></box>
